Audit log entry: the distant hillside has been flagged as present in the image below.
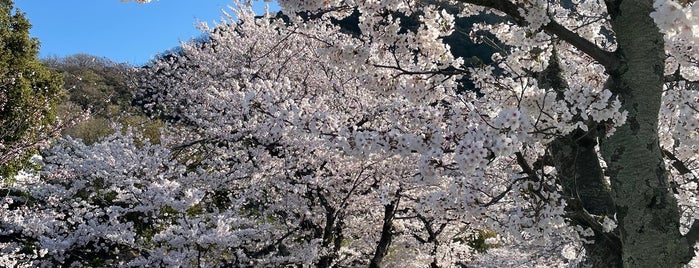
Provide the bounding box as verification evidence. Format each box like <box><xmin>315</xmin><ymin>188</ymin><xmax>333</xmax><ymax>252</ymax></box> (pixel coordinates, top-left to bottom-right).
<box><xmin>43</xmin><ymin>54</ymin><xmax>163</xmax><ymax>144</ymax></box>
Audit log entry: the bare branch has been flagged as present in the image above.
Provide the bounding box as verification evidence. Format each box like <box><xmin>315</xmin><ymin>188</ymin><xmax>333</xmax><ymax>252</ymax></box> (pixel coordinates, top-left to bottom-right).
<box><xmin>479</xmin><ymin>176</ymin><xmax>531</xmax><ymax>207</ymax></box>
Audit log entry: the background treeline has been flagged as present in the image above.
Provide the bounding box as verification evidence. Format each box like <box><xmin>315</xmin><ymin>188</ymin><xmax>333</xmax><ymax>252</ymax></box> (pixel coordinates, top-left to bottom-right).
<box><xmin>43</xmin><ymin>54</ymin><xmax>163</xmax><ymax>145</ymax></box>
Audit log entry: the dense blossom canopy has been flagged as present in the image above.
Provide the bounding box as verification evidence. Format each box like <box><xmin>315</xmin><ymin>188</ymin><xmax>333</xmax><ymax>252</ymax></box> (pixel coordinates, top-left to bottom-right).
<box><xmin>2</xmin><ymin>0</ymin><xmax>699</xmax><ymax>267</ymax></box>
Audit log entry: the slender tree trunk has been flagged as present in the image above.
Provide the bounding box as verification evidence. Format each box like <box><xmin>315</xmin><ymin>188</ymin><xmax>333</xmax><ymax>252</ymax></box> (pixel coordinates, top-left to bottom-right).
<box><xmin>317</xmin><ymin>189</ymin><xmax>344</xmax><ymax>268</ymax></box>
<box><xmin>600</xmin><ymin>0</ymin><xmax>693</xmax><ymax>266</ymax></box>
<box><xmin>369</xmin><ymin>196</ymin><xmax>399</xmax><ymax>268</ymax></box>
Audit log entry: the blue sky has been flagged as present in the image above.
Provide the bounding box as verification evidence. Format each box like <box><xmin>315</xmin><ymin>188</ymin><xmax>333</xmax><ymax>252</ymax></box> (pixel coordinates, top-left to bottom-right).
<box><xmin>14</xmin><ymin>0</ymin><xmax>280</xmax><ymax>66</ymax></box>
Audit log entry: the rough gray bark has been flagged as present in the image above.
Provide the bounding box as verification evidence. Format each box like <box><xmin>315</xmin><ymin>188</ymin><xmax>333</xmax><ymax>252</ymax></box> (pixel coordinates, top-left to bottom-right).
<box><xmin>537</xmin><ymin>51</ymin><xmax>621</xmax><ymax>268</ymax></box>
<box><xmin>550</xmin><ymin>129</ymin><xmax>623</xmax><ymax>268</ymax></box>
<box><xmin>550</xmin><ymin>132</ymin><xmax>614</xmax><ymax>215</ymax></box>
<box><xmin>600</xmin><ymin>0</ymin><xmax>693</xmax><ymax>266</ymax></box>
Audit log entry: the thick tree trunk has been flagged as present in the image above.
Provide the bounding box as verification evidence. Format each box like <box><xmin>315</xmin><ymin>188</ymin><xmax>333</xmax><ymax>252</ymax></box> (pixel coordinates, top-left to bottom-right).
<box><xmin>600</xmin><ymin>0</ymin><xmax>693</xmax><ymax>266</ymax></box>
<box><xmin>550</xmin><ymin>134</ymin><xmax>623</xmax><ymax>268</ymax></box>
<box><xmin>550</xmin><ymin>130</ymin><xmax>614</xmax><ymax>216</ymax></box>
<box><xmin>537</xmin><ymin>51</ymin><xmax>622</xmax><ymax>267</ymax></box>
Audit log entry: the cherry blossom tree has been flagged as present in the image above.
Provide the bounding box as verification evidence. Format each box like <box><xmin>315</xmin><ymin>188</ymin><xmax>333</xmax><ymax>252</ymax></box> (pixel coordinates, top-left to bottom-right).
<box><xmin>268</xmin><ymin>0</ymin><xmax>699</xmax><ymax>266</ymax></box>
<box><xmin>2</xmin><ymin>4</ymin><xmax>519</xmax><ymax>267</ymax></box>
<box><xmin>3</xmin><ymin>0</ymin><xmax>699</xmax><ymax>267</ymax></box>
<box><xmin>133</xmin><ymin>6</ymin><xmax>528</xmax><ymax>266</ymax></box>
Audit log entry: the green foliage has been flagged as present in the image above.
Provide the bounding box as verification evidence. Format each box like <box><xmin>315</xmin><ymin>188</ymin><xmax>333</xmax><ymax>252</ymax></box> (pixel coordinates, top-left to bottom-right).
<box><xmin>61</xmin><ymin>115</ymin><xmax>115</xmax><ymax>145</ymax></box>
<box><xmin>44</xmin><ymin>54</ymin><xmax>134</xmax><ymax>112</ymax></box>
<box><xmin>45</xmin><ymin>54</ymin><xmax>164</xmax><ymax>145</ymax></box>
<box><xmin>119</xmin><ymin>114</ymin><xmax>164</xmax><ymax>145</ymax></box>
<box><xmin>0</xmin><ymin>0</ymin><xmax>64</xmax><ymax>177</ymax></box>
<box><xmin>462</xmin><ymin>229</ymin><xmax>499</xmax><ymax>253</ymax></box>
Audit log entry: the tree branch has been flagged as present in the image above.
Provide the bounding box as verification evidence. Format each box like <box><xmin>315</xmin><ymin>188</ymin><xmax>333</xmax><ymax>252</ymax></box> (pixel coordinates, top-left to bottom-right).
<box><xmin>455</xmin><ymin>0</ymin><xmax>621</xmax><ymax>71</ymax></box>
<box><xmin>479</xmin><ymin>176</ymin><xmax>531</xmax><ymax>207</ymax></box>
<box><xmin>686</xmin><ymin>220</ymin><xmax>699</xmax><ymax>246</ymax></box>
<box><xmin>662</xmin><ymin>148</ymin><xmax>696</xmax><ymax>177</ymax></box>
<box><xmin>515</xmin><ymin>151</ymin><xmax>539</xmax><ymax>181</ymax></box>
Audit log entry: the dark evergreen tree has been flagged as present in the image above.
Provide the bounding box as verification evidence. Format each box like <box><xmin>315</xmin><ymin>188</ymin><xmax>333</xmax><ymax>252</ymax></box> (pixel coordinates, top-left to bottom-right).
<box><xmin>0</xmin><ymin>0</ymin><xmax>63</xmax><ymax>176</ymax></box>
